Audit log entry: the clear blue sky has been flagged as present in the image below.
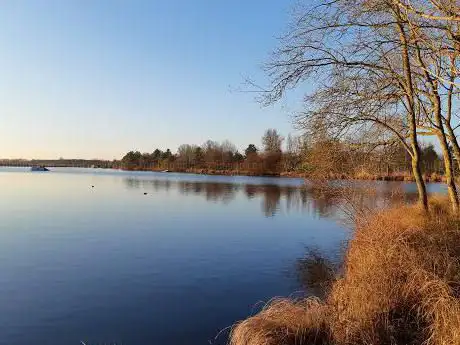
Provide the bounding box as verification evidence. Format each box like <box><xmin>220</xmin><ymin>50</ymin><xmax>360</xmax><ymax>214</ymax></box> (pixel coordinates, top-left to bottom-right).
<box><xmin>0</xmin><ymin>0</ymin><xmax>303</xmax><ymax>160</ymax></box>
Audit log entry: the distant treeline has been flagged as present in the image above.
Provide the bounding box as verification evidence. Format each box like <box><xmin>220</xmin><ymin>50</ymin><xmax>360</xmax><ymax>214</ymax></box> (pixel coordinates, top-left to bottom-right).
<box><xmin>121</xmin><ymin>129</ymin><xmax>286</xmax><ymax>176</ymax></box>
<box><xmin>0</xmin><ymin>159</ymin><xmax>116</xmax><ymax>168</ymax></box>
<box><xmin>0</xmin><ymin>130</ymin><xmax>445</xmax><ymax>181</ymax></box>
<box><xmin>121</xmin><ymin>129</ymin><xmax>446</xmax><ymax>180</ymax></box>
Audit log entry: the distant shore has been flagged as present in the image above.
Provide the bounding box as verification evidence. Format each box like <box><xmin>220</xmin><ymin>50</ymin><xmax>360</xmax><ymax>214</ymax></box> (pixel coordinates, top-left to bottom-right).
<box><xmin>0</xmin><ymin>162</ymin><xmax>446</xmax><ymax>183</ymax></box>
<box><xmin>121</xmin><ymin>167</ymin><xmax>446</xmax><ymax>183</ymax></box>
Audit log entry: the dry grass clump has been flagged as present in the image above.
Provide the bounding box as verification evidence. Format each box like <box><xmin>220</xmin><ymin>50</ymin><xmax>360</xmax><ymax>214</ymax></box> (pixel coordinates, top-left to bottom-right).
<box><xmin>230</xmin><ymin>298</ymin><xmax>332</xmax><ymax>345</ymax></box>
<box><xmin>230</xmin><ymin>197</ymin><xmax>460</xmax><ymax>345</ymax></box>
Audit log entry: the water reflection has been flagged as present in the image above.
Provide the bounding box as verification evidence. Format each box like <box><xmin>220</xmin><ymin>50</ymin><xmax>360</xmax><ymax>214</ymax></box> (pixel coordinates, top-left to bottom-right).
<box><xmin>124</xmin><ymin>178</ymin><xmax>425</xmax><ymax>218</ymax></box>
<box><xmin>0</xmin><ymin>169</ymin><xmax>442</xmax><ymax>345</ymax></box>
<box><xmin>180</xmin><ymin>181</ymin><xmax>238</xmax><ymax>204</ymax></box>
<box><xmin>125</xmin><ymin>177</ymin><xmax>172</xmax><ymax>192</ymax></box>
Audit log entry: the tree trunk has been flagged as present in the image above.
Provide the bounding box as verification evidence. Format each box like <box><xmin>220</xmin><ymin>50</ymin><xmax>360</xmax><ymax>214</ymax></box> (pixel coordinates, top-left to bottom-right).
<box><xmin>439</xmin><ymin>136</ymin><xmax>459</xmax><ymax>214</ymax></box>
<box><xmin>434</xmin><ymin>107</ymin><xmax>459</xmax><ymax>214</ymax></box>
<box><xmin>396</xmin><ymin>17</ymin><xmax>428</xmax><ymax>211</ymax></box>
<box><xmin>411</xmin><ymin>143</ymin><xmax>428</xmax><ymax>211</ymax></box>
<box><xmin>445</xmin><ymin>123</ymin><xmax>460</xmax><ymax>173</ymax></box>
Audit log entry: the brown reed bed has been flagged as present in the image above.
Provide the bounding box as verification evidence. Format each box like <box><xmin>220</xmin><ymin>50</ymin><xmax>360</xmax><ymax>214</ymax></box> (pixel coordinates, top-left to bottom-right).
<box><xmin>230</xmin><ymin>197</ymin><xmax>460</xmax><ymax>345</ymax></box>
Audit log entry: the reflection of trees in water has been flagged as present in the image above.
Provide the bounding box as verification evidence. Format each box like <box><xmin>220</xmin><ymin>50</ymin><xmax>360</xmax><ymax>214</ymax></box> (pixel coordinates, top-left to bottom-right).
<box><xmin>124</xmin><ymin>178</ymin><xmax>420</xmax><ymax>217</ymax></box>
<box><xmin>180</xmin><ymin>181</ymin><xmax>238</xmax><ymax>204</ymax></box>
<box><xmin>303</xmin><ymin>182</ymin><xmax>420</xmax><ymax>222</ymax></box>
<box><xmin>244</xmin><ymin>185</ymin><xmax>257</xmax><ymax>199</ymax></box>
<box><xmin>262</xmin><ymin>186</ymin><xmax>282</xmax><ymax>217</ymax></box>
<box><xmin>124</xmin><ymin>178</ymin><xmax>172</xmax><ymax>192</ymax></box>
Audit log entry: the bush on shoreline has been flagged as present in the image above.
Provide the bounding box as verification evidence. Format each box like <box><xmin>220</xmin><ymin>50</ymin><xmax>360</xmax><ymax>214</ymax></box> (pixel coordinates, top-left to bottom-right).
<box><xmin>230</xmin><ymin>197</ymin><xmax>460</xmax><ymax>345</ymax></box>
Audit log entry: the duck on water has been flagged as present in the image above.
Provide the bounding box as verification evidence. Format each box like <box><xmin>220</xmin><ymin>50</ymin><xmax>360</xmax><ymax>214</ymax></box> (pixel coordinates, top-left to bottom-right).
<box><xmin>31</xmin><ymin>166</ymin><xmax>49</xmax><ymax>172</ymax></box>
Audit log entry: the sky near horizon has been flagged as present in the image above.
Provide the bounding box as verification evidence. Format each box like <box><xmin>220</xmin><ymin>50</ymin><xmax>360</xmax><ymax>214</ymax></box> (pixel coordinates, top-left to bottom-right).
<box><xmin>0</xmin><ymin>0</ymin><xmax>305</xmax><ymax>160</ymax></box>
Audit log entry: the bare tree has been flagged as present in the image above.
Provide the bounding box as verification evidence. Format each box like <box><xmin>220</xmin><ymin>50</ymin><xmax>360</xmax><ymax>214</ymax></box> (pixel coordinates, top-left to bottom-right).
<box><xmin>177</xmin><ymin>144</ymin><xmax>198</xmax><ymax>166</ymax></box>
<box><xmin>221</xmin><ymin>139</ymin><xmax>237</xmax><ymax>163</ymax></box>
<box><xmin>394</xmin><ymin>0</ymin><xmax>460</xmax><ymax>21</ymax></box>
<box><xmin>392</xmin><ymin>0</ymin><xmax>460</xmax><ymax>211</ymax></box>
<box><xmin>262</xmin><ymin>129</ymin><xmax>284</xmax><ymax>153</ymax></box>
<box><xmin>284</xmin><ymin>133</ymin><xmax>302</xmax><ymax>171</ymax></box>
<box><xmin>261</xmin><ymin>0</ymin><xmax>430</xmax><ymax>210</ymax></box>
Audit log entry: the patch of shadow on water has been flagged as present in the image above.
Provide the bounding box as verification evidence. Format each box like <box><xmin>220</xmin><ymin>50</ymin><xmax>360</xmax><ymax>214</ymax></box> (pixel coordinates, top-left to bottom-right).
<box><xmin>294</xmin><ymin>247</ymin><xmax>344</xmax><ymax>300</ymax></box>
<box><xmin>212</xmin><ymin>246</ymin><xmax>346</xmax><ymax>345</ymax></box>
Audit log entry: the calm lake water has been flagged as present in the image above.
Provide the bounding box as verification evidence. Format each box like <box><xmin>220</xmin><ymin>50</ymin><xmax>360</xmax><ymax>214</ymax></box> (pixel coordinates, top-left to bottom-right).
<box><xmin>0</xmin><ymin>168</ymin><xmax>445</xmax><ymax>345</ymax></box>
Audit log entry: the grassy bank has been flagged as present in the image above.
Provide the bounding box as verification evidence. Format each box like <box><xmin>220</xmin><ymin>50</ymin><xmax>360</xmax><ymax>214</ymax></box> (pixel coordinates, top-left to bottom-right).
<box><xmin>281</xmin><ymin>171</ymin><xmax>446</xmax><ymax>183</ymax></box>
<box><xmin>230</xmin><ymin>197</ymin><xmax>460</xmax><ymax>345</ymax></box>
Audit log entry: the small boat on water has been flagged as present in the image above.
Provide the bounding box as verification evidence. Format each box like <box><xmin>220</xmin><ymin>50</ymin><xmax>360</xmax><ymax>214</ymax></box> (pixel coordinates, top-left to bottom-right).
<box><xmin>161</xmin><ymin>169</ymin><xmax>170</xmax><ymax>173</ymax></box>
<box><xmin>31</xmin><ymin>166</ymin><xmax>49</xmax><ymax>172</ymax></box>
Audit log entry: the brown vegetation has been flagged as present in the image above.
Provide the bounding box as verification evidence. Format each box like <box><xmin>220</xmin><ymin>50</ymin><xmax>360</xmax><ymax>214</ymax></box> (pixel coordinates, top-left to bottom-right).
<box><xmin>120</xmin><ymin>134</ymin><xmax>445</xmax><ymax>181</ymax></box>
<box><xmin>282</xmin><ymin>171</ymin><xmax>446</xmax><ymax>183</ymax></box>
<box><xmin>230</xmin><ymin>197</ymin><xmax>460</xmax><ymax>345</ymax></box>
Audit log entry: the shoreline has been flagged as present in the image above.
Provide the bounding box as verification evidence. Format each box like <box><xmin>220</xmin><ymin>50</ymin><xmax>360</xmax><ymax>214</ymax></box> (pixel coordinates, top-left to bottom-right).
<box><xmin>121</xmin><ymin>167</ymin><xmax>446</xmax><ymax>183</ymax></box>
<box><xmin>0</xmin><ymin>165</ymin><xmax>446</xmax><ymax>183</ymax></box>
<box><xmin>230</xmin><ymin>197</ymin><xmax>460</xmax><ymax>345</ymax></box>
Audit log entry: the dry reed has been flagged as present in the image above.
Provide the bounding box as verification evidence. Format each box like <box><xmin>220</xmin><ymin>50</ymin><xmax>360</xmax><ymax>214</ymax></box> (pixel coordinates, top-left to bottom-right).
<box><xmin>230</xmin><ymin>197</ymin><xmax>460</xmax><ymax>345</ymax></box>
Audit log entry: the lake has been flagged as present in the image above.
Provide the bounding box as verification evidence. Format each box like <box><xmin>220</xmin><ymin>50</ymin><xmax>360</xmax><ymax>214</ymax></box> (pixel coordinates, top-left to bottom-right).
<box><xmin>0</xmin><ymin>168</ymin><xmax>444</xmax><ymax>345</ymax></box>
